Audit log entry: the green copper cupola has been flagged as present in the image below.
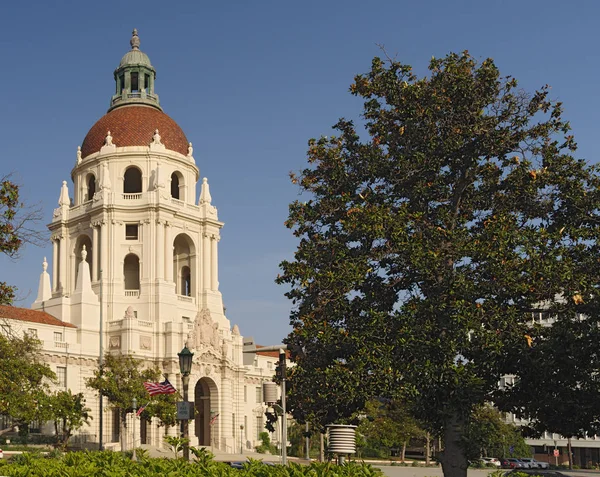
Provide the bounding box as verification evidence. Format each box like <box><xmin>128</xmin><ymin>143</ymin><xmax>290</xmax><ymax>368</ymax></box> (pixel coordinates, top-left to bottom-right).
<box><xmin>108</xmin><ymin>29</ymin><xmax>162</xmax><ymax>112</ymax></box>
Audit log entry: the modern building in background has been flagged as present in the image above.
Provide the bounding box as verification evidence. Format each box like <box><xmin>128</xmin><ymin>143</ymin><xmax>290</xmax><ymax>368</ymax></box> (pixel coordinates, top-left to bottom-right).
<box><xmin>0</xmin><ymin>30</ymin><xmax>280</xmax><ymax>453</ymax></box>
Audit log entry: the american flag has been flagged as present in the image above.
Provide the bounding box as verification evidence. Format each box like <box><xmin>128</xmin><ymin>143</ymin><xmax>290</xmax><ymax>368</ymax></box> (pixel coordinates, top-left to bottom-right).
<box><xmin>143</xmin><ymin>379</ymin><xmax>177</xmax><ymax>396</ymax></box>
<box><xmin>136</xmin><ymin>402</ymin><xmax>149</xmax><ymax>417</ymax></box>
<box><xmin>209</xmin><ymin>413</ymin><xmax>219</xmax><ymax>425</ymax></box>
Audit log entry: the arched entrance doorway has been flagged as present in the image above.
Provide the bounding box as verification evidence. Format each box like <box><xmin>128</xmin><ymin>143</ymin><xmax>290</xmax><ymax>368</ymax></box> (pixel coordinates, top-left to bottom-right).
<box><xmin>194</xmin><ymin>377</ymin><xmax>218</xmax><ymax>447</ymax></box>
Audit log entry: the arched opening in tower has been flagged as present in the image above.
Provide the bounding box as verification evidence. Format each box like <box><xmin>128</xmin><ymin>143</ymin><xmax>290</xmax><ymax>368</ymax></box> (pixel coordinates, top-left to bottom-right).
<box><xmin>171</xmin><ymin>172</ymin><xmax>180</xmax><ymax>199</ymax></box>
<box><xmin>87</xmin><ymin>174</ymin><xmax>96</xmax><ymax>201</ymax></box>
<box><xmin>124</xmin><ymin>167</ymin><xmax>143</xmax><ymax>194</ymax></box>
<box><xmin>123</xmin><ymin>253</ymin><xmax>140</xmax><ymax>291</ymax></box>
<box><xmin>173</xmin><ymin>234</ymin><xmax>195</xmax><ymax>296</ymax></box>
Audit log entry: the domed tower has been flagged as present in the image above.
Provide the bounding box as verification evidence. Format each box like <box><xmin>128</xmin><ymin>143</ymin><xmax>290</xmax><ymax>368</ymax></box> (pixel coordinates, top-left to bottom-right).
<box><xmin>34</xmin><ymin>30</ymin><xmax>244</xmax><ymax>451</ymax></box>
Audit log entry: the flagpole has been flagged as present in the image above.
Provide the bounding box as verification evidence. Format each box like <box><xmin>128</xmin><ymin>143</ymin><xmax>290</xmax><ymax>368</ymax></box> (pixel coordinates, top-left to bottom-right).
<box><xmin>99</xmin><ymin>269</ymin><xmax>103</xmax><ymax>451</ymax></box>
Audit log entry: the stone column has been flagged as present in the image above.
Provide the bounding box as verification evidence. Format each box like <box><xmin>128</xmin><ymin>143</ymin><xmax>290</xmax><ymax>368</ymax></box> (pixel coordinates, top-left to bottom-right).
<box><xmin>211</xmin><ymin>235</ymin><xmax>219</xmax><ymax>291</ymax></box>
<box><xmin>92</xmin><ymin>225</ymin><xmax>99</xmax><ymax>281</ymax></box>
<box><xmin>165</xmin><ymin>222</ymin><xmax>173</xmax><ymax>283</ymax></box>
<box><xmin>221</xmin><ymin>369</ymin><xmax>232</xmax><ymax>449</ymax></box>
<box><xmin>52</xmin><ymin>238</ymin><xmax>58</xmax><ymax>292</ymax></box>
<box><xmin>100</xmin><ymin>222</ymin><xmax>107</xmax><ymax>279</ymax></box>
<box><xmin>156</xmin><ymin>220</ymin><xmax>164</xmax><ymax>279</ymax></box>
<box><xmin>59</xmin><ymin>234</ymin><xmax>67</xmax><ymax>292</ymax></box>
<box><xmin>202</xmin><ymin>232</ymin><xmax>210</xmax><ymax>291</ymax></box>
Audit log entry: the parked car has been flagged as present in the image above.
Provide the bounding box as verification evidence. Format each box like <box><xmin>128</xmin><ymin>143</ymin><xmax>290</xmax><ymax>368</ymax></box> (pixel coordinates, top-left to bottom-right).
<box><xmin>501</xmin><ymin>458</ymin><xmax>528</xmax><ymax>469</ymax></box>
<box><xmin>519</xmin><ymin>458</ymin><xmax>550</xmax><ymax>469</ymax></box>
<box><xmin>481</xmin><ymin>457</ymin><xmax>501</xmax><ymax>467</ymax></box>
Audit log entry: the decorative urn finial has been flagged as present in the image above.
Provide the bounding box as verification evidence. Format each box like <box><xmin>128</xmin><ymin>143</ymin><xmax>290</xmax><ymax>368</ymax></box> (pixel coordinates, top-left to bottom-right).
<box><xmin>130</xmin><ymin>28</ymin><xmax>140</xmax><ymax>50</ymax></box>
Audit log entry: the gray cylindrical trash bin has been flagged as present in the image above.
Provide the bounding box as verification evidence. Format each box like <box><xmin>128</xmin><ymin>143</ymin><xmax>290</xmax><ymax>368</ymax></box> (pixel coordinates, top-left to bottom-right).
<box><xmin>327</xmin><ymin>424</ymin><xmax>357</xmax><ymax>464</ymax></box>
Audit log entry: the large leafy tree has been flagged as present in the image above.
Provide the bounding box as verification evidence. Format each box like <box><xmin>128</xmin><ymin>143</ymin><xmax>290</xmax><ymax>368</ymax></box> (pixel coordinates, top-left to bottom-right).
<box><xmin>0</xmin><ymin>333</ymin><xmax>56</xmax><ymax>435</ymax></box>
<box><xmin>278</xmin><ymin>51</ymin><xmax>600</xmax><ymax>477</ymax></box>
<box><xmin>86</xmin><ymin>353</ymin><xmax>178</xmax><ymax>450</ymax></box>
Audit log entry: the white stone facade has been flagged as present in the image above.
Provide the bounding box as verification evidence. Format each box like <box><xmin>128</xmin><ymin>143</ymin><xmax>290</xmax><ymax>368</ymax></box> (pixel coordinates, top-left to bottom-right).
<box><xmin>0</xmin><ymin>31</ymin><xmax>283</xmax><ymax>454</ymax></box>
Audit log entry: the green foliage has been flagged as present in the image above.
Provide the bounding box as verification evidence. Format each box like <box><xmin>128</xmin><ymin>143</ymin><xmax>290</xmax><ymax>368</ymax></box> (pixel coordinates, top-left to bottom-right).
<box><xmin>164</xmin><ymin>435</ymin><xmax>189</xmax><ymax>458</ymax></box>
<box><xmin>0</xmin><ymin>174</ymin><xmax>44</xmax><ymax>305</ymax></box>
<box><xmin>86</xmin><ymin>353</ymin><xmax>178</xmax><ymax>432</ymax></box>
<box><xmin>278</xmin><ymin>51</ymin><xmax>600</xmax><ymax>477</ymax></box>
<box><xmin>255</xmin><ymin>431</ymin><xmax>278</xmax><ymax>454</ymax></box>
<box><xmin>46</xmin><ymin>389</ymin><xmax>92</xmax><ymax>450</ymax></box>
<box><xmin>357</xmin><ymin>399</ymin><xmax>424</xmax><ymax>458</ymax></box>
<box><xmin>462</xmin><ymin>405</ymin><xmax>530</xmax><ymax>460</ymax></box>
<box><xmin>0</xmin><ymin>333</ymin><xmax>56</xmax><ymax>434</ymax></box>
<box><xmin>497</xmin><ymin>316</ymin><xmax>600</xmax><ymax>440</ymax></box>
<box><xmin>0</xmin><ymin>449</ymin><xmax>384</xmax><ymax>476</ymax></box>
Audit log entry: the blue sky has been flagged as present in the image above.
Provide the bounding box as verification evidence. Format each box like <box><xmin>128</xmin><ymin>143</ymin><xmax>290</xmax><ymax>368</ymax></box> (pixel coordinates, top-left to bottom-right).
<box><xmin>1</xmin><ymin>1</ymin><xmax>599</xmax><ymax>345</ymax></box>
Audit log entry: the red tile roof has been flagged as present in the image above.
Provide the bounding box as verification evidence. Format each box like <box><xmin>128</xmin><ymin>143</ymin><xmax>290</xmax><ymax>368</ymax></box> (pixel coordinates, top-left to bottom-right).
<box><xmin>81</xmin><ymin>105</ymin><xmax>189</xmax><ymax>158</ymax></box>
<box><xmin>0</xmin><ymin>305</ymin><xmax>77</xmax><ymax>328</ymax></box>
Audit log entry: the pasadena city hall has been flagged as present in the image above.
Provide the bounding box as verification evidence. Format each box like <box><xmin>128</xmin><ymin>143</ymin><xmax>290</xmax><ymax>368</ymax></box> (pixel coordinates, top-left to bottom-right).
<box><xmin>0</xmin><ymin>29</ymin><xmax>280</xmax><ymax>453</ymax></box>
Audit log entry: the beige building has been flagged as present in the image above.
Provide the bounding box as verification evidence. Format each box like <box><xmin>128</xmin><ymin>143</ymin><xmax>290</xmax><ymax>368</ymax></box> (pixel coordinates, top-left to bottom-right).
<box><xmin>0</xmin><ymin>29</ymin><xmax>280</xmax><ymax>453</ymax></box>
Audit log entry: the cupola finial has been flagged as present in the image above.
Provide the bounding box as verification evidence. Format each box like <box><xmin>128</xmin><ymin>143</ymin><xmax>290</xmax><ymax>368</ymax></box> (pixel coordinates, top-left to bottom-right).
<box><xmin>130</xmin><ymin>28</ymin><xmax>140</xmax><ymax>50</ymax></box>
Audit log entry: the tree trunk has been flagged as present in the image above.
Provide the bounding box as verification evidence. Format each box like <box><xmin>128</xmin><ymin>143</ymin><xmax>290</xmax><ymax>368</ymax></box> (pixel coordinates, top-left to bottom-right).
<box><xmin>401</xmin><ymin>441</ymin><xmax>407</xmax><ymax>462</ymax></box>
<box><xmin>426</xmin><ymin>432</ymin><xmax>431</xmax><ymax>465</ymax></box>
<box><xmin>439</xmin><ymin>413</ymin><xmax>468</xmax><ymax>477</ymax></box>
<box><xmin>120</xmin><ymin>409</ymin><xmax>127</xmax><ymax>451</ymax></box>
<box><xmin>319</xmin><ymin>432</ymin><xmax>324</xmax><ymax>462</ymax></box>
<box><xmin>567</xmin><ymin>437</ymin><xmax>573</xmax><ymax>470</ymax></box>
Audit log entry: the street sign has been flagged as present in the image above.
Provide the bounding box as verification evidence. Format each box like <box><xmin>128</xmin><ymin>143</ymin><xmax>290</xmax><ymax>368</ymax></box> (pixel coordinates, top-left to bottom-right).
<box><xmin>553</xmin><ymin>449</ymin><xmax>559</xmax><ymax>457</ymax></box>
<box><xmin>177</xmin><ymin>402</ymin><xmax>195</xmax><ymax>420</ymax></box>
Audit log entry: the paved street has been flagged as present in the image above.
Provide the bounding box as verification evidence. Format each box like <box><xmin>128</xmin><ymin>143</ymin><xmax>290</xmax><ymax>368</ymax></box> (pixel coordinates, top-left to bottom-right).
<box><xmin>374</xmin><ymin>468</ymin><xmax>600</xmax><ymax>477</ymax></box>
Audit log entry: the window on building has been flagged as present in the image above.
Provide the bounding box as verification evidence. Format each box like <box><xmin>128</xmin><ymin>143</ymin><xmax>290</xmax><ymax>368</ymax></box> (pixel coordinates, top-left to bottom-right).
<box><xmin>256</xmin><ymin>416</ymin><xmax>263</xmax><ymax>440</ymax></box>
<box><xmin>181</xmin><ymin>266</ymin><xmax>191</xmax><ymax>296</ymax></box>
<box><xmin>124</xmin><ymin>254</ymin><xmax>141</xmax><ymax>290</ymax></box>
<box><xmin>87</xmin><ymin>175</ymin><xmax>96</xmax><ymax>201</ymax></box>
<box><xmin>244</xmin><ymin>385</ymin><xmax>247</xmax><ymax>402</ymax></box>
<box><xmin>144</xmin><ymin>74</ymin><xmax>150</xmax><ymax>93</ymax></box>
<box><xmin>125</xmin><ymin>224</ymin><xmax>139</xmax><ymax>240</ymax></box>
<box><xmin>123</xmin><ymin>167</ymin><xmax>142</xmax><ymax>194</ymax></box>
<box><xmin>171</xmin><ymin>173</ymin><xmax>180</xmax><ymax>199</ymax></box>
<box><xmin>56</xmin><ymin>366</ymin><xmax>67</xmax><ymax>387</ymax></box>
<box><xmin>267</xmin><ymin>361</ymin><xmax>273</xmax><ymax>370</ymax></box>
<box><xmin>255</xmin><ymin>386</ymin><xmax>262</xmax><ymax>404</ymax></box>
<box><xmin>119</xmin><ymin>74</ymin><xmax>125</xmax><ymax>94</ymax></box>
<box><xmin>232</xmin><ymin>413</ymin><xmax>236</xmax><ymax>437</ymax></box>
<box><xmin>54</xmin><ymin>331</ymin><xmax>63</xmax><ymax>342</ymax></box>
<box><xmin>131</xmin><ymin>72</ymin><xmax>139</xmax><ymax>92</ymax></box>
<box><xmin>27</xmin><ymin>328</ymin><xmax>38</xmax><ymax>338</ymax></box>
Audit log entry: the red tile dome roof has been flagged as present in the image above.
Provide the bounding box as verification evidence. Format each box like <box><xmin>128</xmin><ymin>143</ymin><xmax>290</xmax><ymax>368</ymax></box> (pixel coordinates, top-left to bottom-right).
<box><xmin>81</xmin><ymin>105</ymin><xmax>189</xmax><ymax>158</ymax></box>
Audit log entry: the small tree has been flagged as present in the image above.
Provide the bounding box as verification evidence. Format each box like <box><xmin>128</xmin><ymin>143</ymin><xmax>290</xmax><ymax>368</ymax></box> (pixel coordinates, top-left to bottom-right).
<box><xmin>46</xmin><ymin>390</ymin><xmax>92</xmax><ymax>450</ymax></box>
<box><xmin>86</xmin><ymin>353</ymin><xmax>178</xmax><ymax>450</ymax></box>
<box><xmin>0</xmin><ymin>333</ymin><xmax>55</xmax><ymax>435</ymax></box>
<box><xmin>0</xmin><ymin>174</ymin><xmax>44</xmax><ymax>304</ymax></box>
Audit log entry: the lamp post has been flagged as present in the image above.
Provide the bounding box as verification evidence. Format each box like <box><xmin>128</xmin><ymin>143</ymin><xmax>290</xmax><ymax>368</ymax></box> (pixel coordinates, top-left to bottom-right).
<box><xmin>178</xmin><ymin>345</ymin><xmax>194</xmax><ymax>461</ymax></box>
<box><xmin>240</xmin><ymin>424</ymin><xmax>244</xmax><ymax>454</ymax></box>
<box><xmin>132</xmin><ymin>397</ymin><xmax>137</xmax><ymax>461</ymax></box>
<box><xmin>242</xmin><ymin>341</ymin><xmax>288</xmax><ymax>465</ymax></box>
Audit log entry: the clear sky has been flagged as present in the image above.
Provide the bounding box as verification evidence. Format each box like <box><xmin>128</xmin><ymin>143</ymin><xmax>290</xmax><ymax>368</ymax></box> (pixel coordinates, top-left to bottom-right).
<box><xmin>1</xmin><ymin>1</ymin><xmax>599</xmax><ymax>345</ymax></box>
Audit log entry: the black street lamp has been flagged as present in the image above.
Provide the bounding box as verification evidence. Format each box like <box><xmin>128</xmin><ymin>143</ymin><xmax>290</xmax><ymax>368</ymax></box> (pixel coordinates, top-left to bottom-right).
<box><xmin>178</xmin><ymin>345</ymin><xmax>194</xmax><ymax>461</ymax></box>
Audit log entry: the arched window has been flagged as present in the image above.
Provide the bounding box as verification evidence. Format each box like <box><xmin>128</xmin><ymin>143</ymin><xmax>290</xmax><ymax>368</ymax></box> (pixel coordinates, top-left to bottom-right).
<box><xmin>181</xmin><ymin>266</ymin><xmax>191</xmax><ymax>296</ymax></box>
<box><xmin>123</xmin><ymin>254</ymin><xmax>140</xmax><ymax>291</ymax></box>
<box><xmin>87</xmin><ymin>175</ymin><xmax>96</xmax><ymax>201</ymax></box>
<box><xmin>74</xmin><ymin>235</ymin><xmax>93</xmax><ymax>286</ymax></box>
<box><xmin>124</xmin><ymin>167</ymin><xmax>142</xmax><ymax>194</ymax></box>
<box><xmin>171</xmin><ymin>172</ymin><xmax>180</xmax><ymax>199</ymax></box>
<box><xmin>173</xmin><ymin>234</ymin><xmax>195</xmax><ymax>297</ymax></box>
